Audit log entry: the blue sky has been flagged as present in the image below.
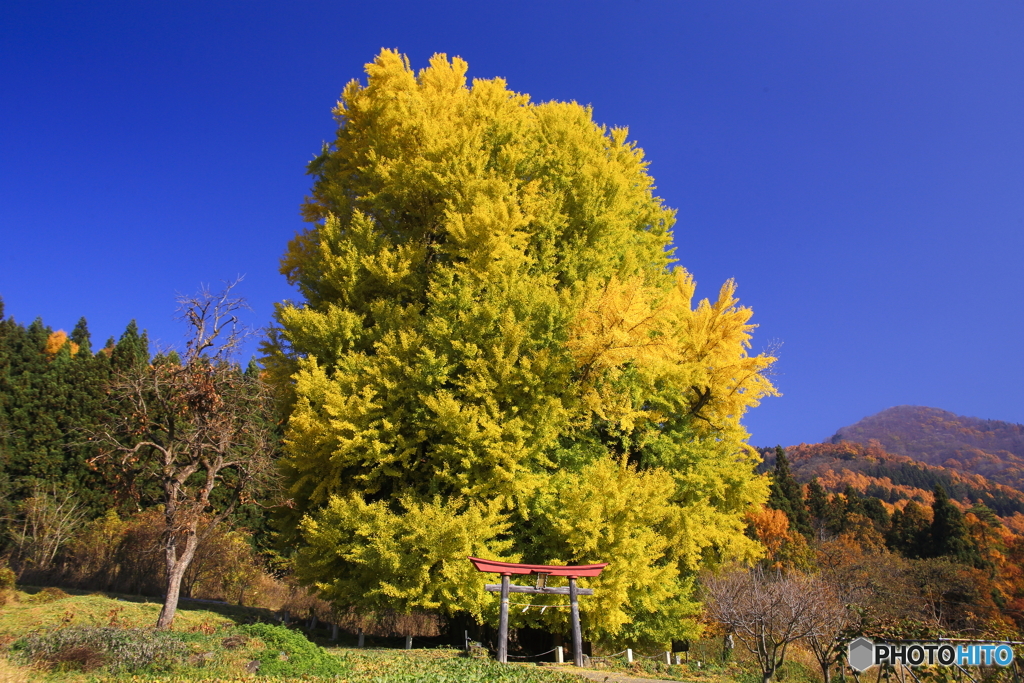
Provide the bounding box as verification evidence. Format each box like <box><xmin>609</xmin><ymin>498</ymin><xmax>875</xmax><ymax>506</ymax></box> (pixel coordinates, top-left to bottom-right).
<box><xmin>1</xmin><ymin>1</ymin><xmax>1022</xmax><ymax>448</ymax></box>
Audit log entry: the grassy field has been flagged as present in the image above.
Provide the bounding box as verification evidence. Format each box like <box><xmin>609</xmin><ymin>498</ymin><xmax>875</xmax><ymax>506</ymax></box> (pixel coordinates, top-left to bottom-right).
<box><xmin>0</xmin><ymin>586</ymin><xmax>822</xmax><ymax>683</ymax></box>
<box><xmin>0</xmin><ymin>587</ymin><xmax>585</xmax><ymax>682</ymax></box>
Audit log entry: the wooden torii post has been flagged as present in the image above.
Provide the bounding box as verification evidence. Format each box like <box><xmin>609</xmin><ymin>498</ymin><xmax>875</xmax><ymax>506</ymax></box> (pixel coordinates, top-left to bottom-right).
<box><xmin>469</xmin><ymin>557</ymin><xmax>608</xmax><ymax>667</ymax></box>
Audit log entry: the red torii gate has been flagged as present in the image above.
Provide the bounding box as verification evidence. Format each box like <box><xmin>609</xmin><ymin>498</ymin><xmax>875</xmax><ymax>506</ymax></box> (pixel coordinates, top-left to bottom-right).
<box><xmin>469</xmin><ymin>557</ymin><xmax>608</xmax><ymax>666</ymax></box>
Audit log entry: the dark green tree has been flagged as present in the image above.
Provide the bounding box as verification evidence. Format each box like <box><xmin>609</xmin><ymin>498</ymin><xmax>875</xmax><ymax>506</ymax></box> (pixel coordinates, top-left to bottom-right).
<box><xmin>0</xmin><ymin>314</ymin><xmax>122</xmax><ymax>519</ymax></box>
<box><xmin>767</xmin><ymin>446</ymin><xmax>812</xmax><ymax>538</ymax></box>
<box><xmin>805</xmin><ymin>478</ymin><xmax>828</xmax><ymax>521</ymax></box>
<box><xmin>110</xmin><ymin>320</ymin><xmax>149</xmax><ymax>371</ymax></box>
<box><xmin>70</xmin><ymin>317</ymin><xmax>92</xmax><ymax>356</ymax></box>
<box><xmin>929</xmin><ymin>485</ymin><xmax>981</xmax><ymax>566</ymax></box>
<box><xmin>885</xmin><ymin>500</ymin><xmax>930</xmax><ymax>558</ymax></box>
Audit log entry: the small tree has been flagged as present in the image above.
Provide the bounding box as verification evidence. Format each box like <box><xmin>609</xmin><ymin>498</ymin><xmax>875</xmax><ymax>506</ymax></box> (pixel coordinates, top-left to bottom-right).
<box><xmin>91</xmin><ymin>282</ymin><xmax>276</xmax><ymax>629</ymax></box>
<box><xmin>705</xmin><ymin>567</ymin><xmax>835</xmax><ymax>683</ymax></box>
<box><xmin>804</xmin><ymin>579</ymin><xmax>859</xmax><ymax>683</ymax></box>
<box><xmin>5</xmin><ymin>483</ymin><xmax>85</xmax><ymax>576</ymax></box>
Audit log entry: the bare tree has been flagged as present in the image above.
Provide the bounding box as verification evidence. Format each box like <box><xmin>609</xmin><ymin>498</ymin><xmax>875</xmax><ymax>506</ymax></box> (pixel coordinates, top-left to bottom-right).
<box><xmin>90</xmin><ymin>281</ymin><xmax>277</xmax><ymax>629</ymax></box>
<box><xmin>5</xmin><ymin>483</ymin><xmax>85</xmax><ymax>576</ymax></box>
<box><xmin>705</xmin><ymin>567</ymin><xmax>838</xmax><ymax>683</ymax></box>
<box><xmin>804</xmin><ymin>579</ymin><xmax>859</xmax><ymax>683</ymax></box>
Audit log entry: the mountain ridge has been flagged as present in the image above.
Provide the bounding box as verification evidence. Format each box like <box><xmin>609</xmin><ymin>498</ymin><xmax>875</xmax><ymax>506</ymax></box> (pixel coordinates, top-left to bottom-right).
<box><xmin>829</xmin><ymin>405</ymin><xmax>1024</xmax><ymax>492</ymax></box>
<box><xmin>756</xmin><ymin>406</ymin><xmax>1024</xmax><ymax>534</ymax></box>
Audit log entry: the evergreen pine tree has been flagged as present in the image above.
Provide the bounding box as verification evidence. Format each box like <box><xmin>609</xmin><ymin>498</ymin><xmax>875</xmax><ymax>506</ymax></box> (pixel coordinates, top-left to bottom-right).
<box><xmin>929</xmin><ymin>484</ymin><xmax>981</xmax><ymax>566</ymax></box>
<box><xmin>805</xmin><ymin>478</ymin><xmax>828</xmax><ymax>520</ymax></box>
<box><xmin>823</xmin><ymin>493</ymin><xmax>848</xmax><ymax>534</ymax></box>
<box><xmin>0</xmin><ymin>311</ymin><xmax>129</xmax><ymax>519</ymax></box>
<box><xmin>70</xmin><ymin>317</ymin><xmax>92</xmax><ymax>356</ymax></box>
<box><xmin>111</xmin><ymin>320</ymin><xmax>149</xmax><ymax>371</ymax></box>
<box><xmin>859</xmin><ymin>496</ymin><xmax>890</xmax><ymax>530</ymax></box>
<box><xmin>888</xmin><ymin>500</ymin><xmax>930</xmax><ymax>558</ymax></box>
<box><xmin>767</xmin><ymin>446</ymin><xmax>812</xmax><ymax>538</ymax></box>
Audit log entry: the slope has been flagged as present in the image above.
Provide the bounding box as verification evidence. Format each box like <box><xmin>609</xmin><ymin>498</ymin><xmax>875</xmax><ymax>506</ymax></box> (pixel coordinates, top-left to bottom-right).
<box><xmin>831</xmin><ymin>405</ymin><xmax>1024</xmax><ymax>492</ymax></box>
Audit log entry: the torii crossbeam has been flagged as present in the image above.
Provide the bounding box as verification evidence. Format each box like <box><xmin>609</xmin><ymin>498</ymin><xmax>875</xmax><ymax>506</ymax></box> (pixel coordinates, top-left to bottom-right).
<box><xmin>469</xmin><ymin>557</ymin><xmax>608</xmax><ymax>666</ymax></box>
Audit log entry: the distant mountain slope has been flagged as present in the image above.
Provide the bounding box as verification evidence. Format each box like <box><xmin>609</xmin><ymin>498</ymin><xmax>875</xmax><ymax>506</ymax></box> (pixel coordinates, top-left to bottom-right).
<box><xmin>772</xmin><ymin>441</ymin><xmax>1024</xmax><ymax>521</ymax></box>
<box><xmin>831</xmin><ymin>405</ymin><xmax>1024</xmax><ymax>493</ymax></box>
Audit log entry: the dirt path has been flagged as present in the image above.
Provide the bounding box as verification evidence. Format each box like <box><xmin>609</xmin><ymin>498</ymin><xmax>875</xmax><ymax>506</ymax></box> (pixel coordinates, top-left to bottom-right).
<box><xmin>551</xmin><ymin>665</ymin><xmax>685</xmax><ymax>683</ymax></box>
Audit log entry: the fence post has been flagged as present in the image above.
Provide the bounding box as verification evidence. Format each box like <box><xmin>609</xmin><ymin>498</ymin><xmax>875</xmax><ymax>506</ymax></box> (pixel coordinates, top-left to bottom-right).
<box><xmin>627</xmin><ymin>649</ymin><xmax>633</xmax><ymax>663</ymax></box>
<box><xmin>665</xmin><ymin>651</ymin><xmax>672</xmax><ymax>665</ymax></box>
<box><xmin>674</xmin><ymin>653</ymin><xmax>681</xmax><ymax>665</ymax></box>
<box><xmin>556</xmin><ymin>646</ymin><xmax>564</xmax><ymax>664</ymax></box>
<box><xmin>357</xmin><ymin>629</ymin><xmax>364</xmax><ymax>648</ymax></box>
<box><xmin>405</xmin><ymin>635</ymin><xmax>413</xmax><ymax>650</ymax></box>
<box><xmin>331</xmin><ymin>623</ymin><xmax>338</xmax><ymax>641</ymax></box>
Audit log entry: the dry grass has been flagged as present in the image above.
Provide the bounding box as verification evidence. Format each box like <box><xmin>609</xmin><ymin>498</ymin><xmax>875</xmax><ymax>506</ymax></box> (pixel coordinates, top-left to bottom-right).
<box><xmin>0</xmin><ymin>588</ymin><xmax>252</xmax><ymax>637</ymax></box>
<box><xmin>0</xmin><ymin>654</ymin><xmax>37</xmax><ymax>683</ymax></box>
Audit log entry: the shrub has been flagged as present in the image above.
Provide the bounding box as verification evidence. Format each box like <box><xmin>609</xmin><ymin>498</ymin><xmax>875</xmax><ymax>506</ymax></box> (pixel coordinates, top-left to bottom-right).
<box><xmin>0</xmin><ymin>564</ymin><xmax>14</xmax><ymax>608</ymax></box>
<box><xmin>29</xmin><ymin>586</ymin><xmax>71</xmax><ymax>603</ymax></box>
<box><xmin>44</xmin><ymin>644</ymin><xmax>107</xmax><ymax>672</ymax></box>
<box><xmin>0</xmin><ymin>564</ymin><xmax>15</xmax><ymax>591</ymax></box>
<box><xmin>241</xmin><ymin>622</ymin><xmax>345</xmax><ymax>677</ymax></box>
<box><xmin>14</xmin><ymin>626</ymin><xmax>187</xmax><ymax>673</ymax></box>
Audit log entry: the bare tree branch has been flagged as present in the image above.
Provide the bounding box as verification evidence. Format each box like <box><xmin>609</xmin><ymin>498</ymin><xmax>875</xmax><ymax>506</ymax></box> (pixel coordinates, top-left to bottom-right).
<box><xmin>87</xmin><ymin>279</ymin><xmax>278</xmax><ymax>629</ymax></box>
<box><xmin>705</xmin><ymin>566</ymin><xmax>847</xmax><ymax>683</ymax></box>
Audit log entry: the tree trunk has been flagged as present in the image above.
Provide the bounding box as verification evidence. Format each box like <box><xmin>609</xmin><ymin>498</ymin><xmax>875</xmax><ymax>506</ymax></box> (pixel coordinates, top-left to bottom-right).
<box><xmin>156</xmin><ymin>527</ymin><xmax>200</xmax><ymax>630</ymax></box>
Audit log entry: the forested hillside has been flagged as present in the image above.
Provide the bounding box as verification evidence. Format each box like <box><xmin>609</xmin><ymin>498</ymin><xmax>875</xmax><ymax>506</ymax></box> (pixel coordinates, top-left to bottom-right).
<box><xmin>832</xmin><ymin>405</ymin><xmax>1024</xmax><ymax>491</ymax></box>
<box><xmin>750</xmin><ymin>444</ymin><xmax>1024</xmax><ymax>640</ymax></box>
<box><xmin>761</xmin><ymin>441</ymin><xmax>1024</xmax><ymax>528</ymax></box>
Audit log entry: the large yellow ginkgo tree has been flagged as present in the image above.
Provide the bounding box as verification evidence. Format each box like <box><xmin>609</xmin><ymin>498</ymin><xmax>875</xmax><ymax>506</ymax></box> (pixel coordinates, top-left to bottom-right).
<box><xmin>263</xmin><ymin>49</ymin><xmax>777</xmax><ymax>647</ymax></box>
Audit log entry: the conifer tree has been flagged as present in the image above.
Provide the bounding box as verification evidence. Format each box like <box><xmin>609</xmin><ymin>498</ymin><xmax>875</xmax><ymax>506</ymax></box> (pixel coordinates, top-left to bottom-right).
<box><xmin>267</xmin><ymin>50</ymin><xmax>777</xmax><ymax>646</ymax></box>
<box><xmin>805</xmin><ymin>478</ymin><xmax>828</xmax><ymax>521</ymax></box>
<box><xmin>111</xmin><ymin>320</ymin><xmax>149</xmax><ymax>371</ymax></box>
<box><xmin>929</xmin><ymin>485</ymin><xmax>981</xmax><ymax>566</ymax></box>
<box><xmin>767</xmin><ymin>447</ymin><xmax>811</xmax><ymax>538</ymax></box>
<box><xmin>886</xmin><ymin>500</ymin><xmax>930</xmax><ymax>558</ymax></box>
<box><xmin>0</xmin><ymin>312</ymin><xmax>112</xmax><ymax>517</ymax></box>
<box><xmin>70</xmin><ymin>317</ymin><xmax>92</xmax><ymax>357</ymax></box>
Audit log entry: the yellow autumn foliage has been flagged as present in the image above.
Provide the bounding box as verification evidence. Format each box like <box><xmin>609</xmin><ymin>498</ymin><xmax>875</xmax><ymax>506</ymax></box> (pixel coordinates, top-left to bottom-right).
<box><xmin>267</xmin><ymin>49</ymin><xmax>776</xmax><ymax>647</ymax></box>
<box><xmin>44</xmin><ymin>330</ymin><xmax>79</xmax><ymax>358</ymax></box>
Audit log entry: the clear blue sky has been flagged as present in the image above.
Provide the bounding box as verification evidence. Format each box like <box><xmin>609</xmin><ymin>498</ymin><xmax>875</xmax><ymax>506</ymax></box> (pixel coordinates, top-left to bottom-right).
<box><xmin>2</xmin><ymin>1</ymin><xmax>1022</xmax><ymax>448</ymax></box>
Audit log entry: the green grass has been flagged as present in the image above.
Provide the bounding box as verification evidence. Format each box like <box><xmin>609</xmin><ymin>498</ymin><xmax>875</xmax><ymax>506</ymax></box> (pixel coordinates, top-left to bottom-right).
<box><xmin>336</xmin><ymin>648</ymin><xmax>585</xmax><ymax>683</ymax></box>
<box><xmin>0</xmin><ymin>588</ymin><xmax>587</xmax><ymax>682</ymax></box>
<box><xmin>0</xmin><ymin>585</ymin><xmax>271</xmax><ymax>638</ymax></box>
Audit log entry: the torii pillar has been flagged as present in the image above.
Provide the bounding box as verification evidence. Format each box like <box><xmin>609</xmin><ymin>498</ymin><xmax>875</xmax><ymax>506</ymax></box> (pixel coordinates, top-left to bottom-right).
<box><xmin>469</xmin><ymin>557</ymin><xmax>608</xmax><ymax>666</ymax></box>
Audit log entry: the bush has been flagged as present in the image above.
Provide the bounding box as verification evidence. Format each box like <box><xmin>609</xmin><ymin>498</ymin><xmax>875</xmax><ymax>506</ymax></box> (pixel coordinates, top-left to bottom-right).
<box><xmin>0</xmin><ymin>563</ymin><xmax>15</xmax><ymax>609</ymax></box>
<box><xmin>13</xmin><ymin>626</ymin><xmax>187</xmax><ymax>673</ymax></box>
<box><xmin>29</xmin><ymin>586</ymin><xmax>71</xmax><ymax>603</ymax></box>
<box><xmin>0</xmin><ymin>564</ymin><xmax>15</xmax><ymax>591</ymax></box>
<box><xmin>241</xmin><ymin>622</ymin><xmax>345</xmax><ymax>677</ymax></box>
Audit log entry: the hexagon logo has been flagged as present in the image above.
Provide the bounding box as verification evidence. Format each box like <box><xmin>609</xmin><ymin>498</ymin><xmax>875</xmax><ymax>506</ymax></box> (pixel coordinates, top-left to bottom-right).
<box><xmin>848</xmin><ymin>637</ymin><xmax>875</xmax><ymax>672</ymax></box>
